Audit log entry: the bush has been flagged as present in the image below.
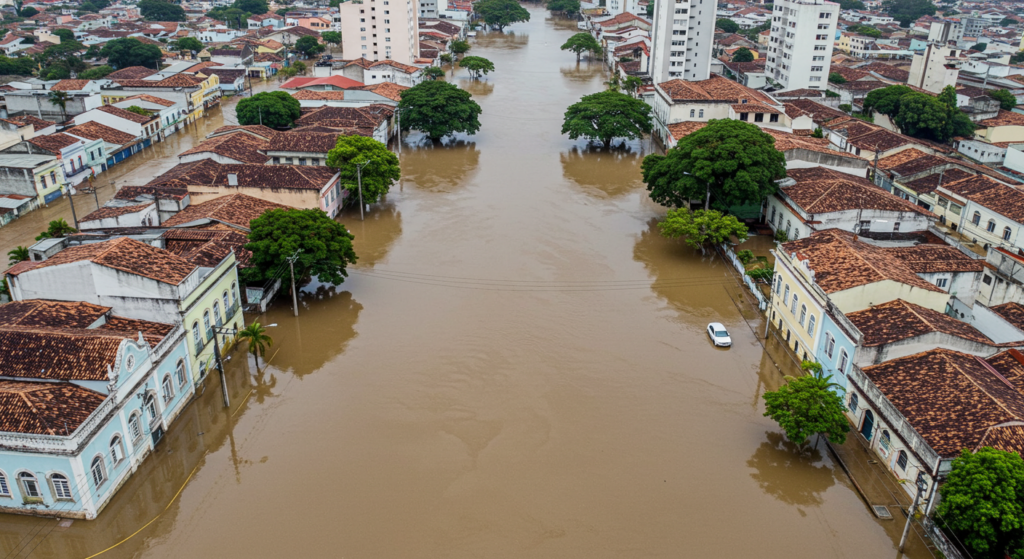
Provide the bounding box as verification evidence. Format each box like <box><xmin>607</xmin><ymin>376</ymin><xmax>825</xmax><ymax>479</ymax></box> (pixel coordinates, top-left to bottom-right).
<box><xmin>737</xmin><ymin>249</ymin><xmax>754</xmax><ymax>265</ymax></box>
<box><xmin>839</xmin><ymin>103</ymin><xmax>852</xmax><ymax>113</ymax></box>
<box><xmin>746</xmin><ymin>267</ymin><xmax>774</xmax><ymax>282</ymax></box>
<box><xmin>774</xmin><ymin>229</ymin><xmax>789</xmax><ymax>242</ymax></box>
<box><xmin>825</xmin><ymin>90</ymin><xmax>840</xmax><ymax>98</ymax></box>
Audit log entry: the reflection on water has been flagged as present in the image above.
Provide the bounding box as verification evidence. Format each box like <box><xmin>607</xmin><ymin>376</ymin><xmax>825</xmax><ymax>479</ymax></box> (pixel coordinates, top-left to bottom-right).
<box><xmin>341</xmin><ymin>197</ymin><xmax>404</xmax><ymax>267</ymax></box>
<box><xmin>458</xmin><ymin>78</ymin><xmax>495</xmax><ymax>97</ymax></box>
<box><xmin>258</xmin><ymin>289</ymin><xmax>363</xmax><ymax>377</ymax></box>
<box><xmin>560</xmin><ymin>144</ymin><xmax>646</xmax><ymax>198</ymax></box>
<box><xmin>398</xmin><ymin>137</ymin><xmax>481</xmax><ymax>191</ymax></box>
<box><xmin>560</xmin><ymin>61</ymin><xmax>605</xmax><ymax>82</ymax></box>
<box><xmin>472</xmin><ymin>28</ymin><xmax>530</xmax><ymax>49</ymax></box>
<box><xmin>747</xmin><ymin>431</ymin><xmax>836</xmax><ymax>510</ymax></box>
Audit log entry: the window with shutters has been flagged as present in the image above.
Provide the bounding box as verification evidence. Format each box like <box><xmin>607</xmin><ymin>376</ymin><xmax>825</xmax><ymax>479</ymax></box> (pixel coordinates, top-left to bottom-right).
<box><xmin>51</xmin><ymin>474</ymin><xmax>72</xmax><ymax>500</ymax></box>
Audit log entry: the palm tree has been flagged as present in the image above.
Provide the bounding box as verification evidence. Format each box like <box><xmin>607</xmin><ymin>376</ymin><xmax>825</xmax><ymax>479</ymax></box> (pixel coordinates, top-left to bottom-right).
<box><xmin>7</xmin><ymin>246</ymin><xmax>28</xmax><ymax>266</ymax></box>
<box><xmin>238</xmin><ymin>321</ymin><xmax>274</xmax><ymax>370</ymax></box>
<box><xmin>48</xmin><ymin>90</ymin><xmax>69</xmax><ymax>123</ymax></box>
<box><xmin>35</xmin><ymin>218</ymin><xmax>76</xmax><ymax>241</ymax></box>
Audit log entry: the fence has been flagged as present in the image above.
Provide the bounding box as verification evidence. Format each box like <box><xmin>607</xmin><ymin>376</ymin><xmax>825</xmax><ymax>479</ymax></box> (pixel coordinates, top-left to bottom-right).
<box><xmin>719</xmin><ymin>244</ymin><xmax>769</xmax><ymax>311</ymax></box>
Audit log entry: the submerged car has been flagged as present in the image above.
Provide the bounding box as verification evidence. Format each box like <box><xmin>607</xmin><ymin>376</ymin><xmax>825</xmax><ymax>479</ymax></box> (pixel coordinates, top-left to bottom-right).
<box><xmin>706</xmin><ymin>322</ymin><xmax>732</xmax><ymax>347</ymax></box>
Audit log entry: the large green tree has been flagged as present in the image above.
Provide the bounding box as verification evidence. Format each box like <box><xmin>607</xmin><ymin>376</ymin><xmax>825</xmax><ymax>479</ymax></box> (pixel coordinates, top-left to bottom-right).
<box><xmin>474</xmin><ymin>0</ymin><xmax>531</xmax><ymax>31</ymax></box>
<box><xmin>450</xmin><ymin>39</ymin><xmax>470</xmax><ymax>57</ymax></box>
<box><xmin>100</xmin><ymin>38</ymin><xmax>163</xmax><ymax>69</ymax></box>
<box><xmin>882</xmin><ymin>0</ymin><xmax>936</xmax><ymax>26</ymax></box>
<box><xmin>847</xmin><ymin>24</ymin><xmax>882</xmax><ymax>38</ymax></box>
<box><xmin>295</xmin><ymin>35</ymin><xmax>325</xmax><ymax>57</ymax></box>
<box><xmin>862</xmin><ymin>84</ymin><xmax>913</xmax><ymax>114</ymax></box>
<box><xmin>938</xmin><ymin>448</ymin><xmax>1024</xmax><ymax>559</ymax></box>
<box><xmin>35</xmin><ymin>218</ymin><xmax>76</xmax><ymax>241</ymax></box>
<box><xmin>732</xmin><ymin>47</ymin><xmax>754</xmax><ymax>62</ymax></box>
<box><xmin>236</xmin><ymin>91</ymin><xmax>300</xmax><ymax>128</ymax></box>
<box><xmin>244</xmin><ymin>208</ymin><xmax>358</xmax><ymax>286</ymax></box>
<box><xmin>53</xmin><ymin>29</ymin><xmax>75</xmax><ymax>43</ymax></box>
<box><xmin>561</xmin><ymin>90</ymin><xmax>652</xmax><ymax>148</ymax></box>
<box><xmin>547</xmin><ymin>0</ymin><xmax>580</xmax><ymax>15</ymax></box>
<box><xmin>459</xmin><ymin>55</ymin><xmax>495</xmax><ymax>78</ymax></box>
<box><xmin>398</xmin><ymin>80</ymin><xmax>482</xmax><ymax>141</ymax></box>
<box><xmin>173</xmin><ymin>37</ymin><xmax>204</xmax><ymax>53</ymax></box>
<box><xmin>989</xmin><ymin>89</ymin><xmax>1019</xmax><ymax>110</ymax></box>
<box><xmin>79</xmin><ymin>65</ymin><xmax>113</xmax><ymax>79</ymax></box>
<box><xmin>321</xmin><ymin>31</ymin><xmax>342</xmax><ymax>51</ymax></box>
<box><xmin>762</xmin><ymin>369</ymin><xmax>848</xmax><ymax>448</ymax></box>
<box><xmin>642</xmin><ymin>119</ymin><xmax>786</xmax><ymax>210</ymax></box>
<box><xmin>138</xmin><ymin>0</ymin><xmax>186</xmax><ymax>21</ymax></box>
<box><xmin>7</xmin><ymin>246</ymin><xmax>28</xmax><ymax>266</ymax></box>
<box><xmin>18</xmin><ymin>6</ymin><xmax>37</xmax><ymax>17</ymax></box>
<box><xmin>864</xmin><ymin>84</ymin><xmax>973</xmax><ymax>142</ymax></box>
<box><xmin>839</xmin><ymin>0</ymin><xmax>866</xmax><ymax>8</ymax></box>
<box><xmin>0</xmin><ymin>56</ymin><xmax>37</xmax><ymax>76</ymax></box>
<box><xmin>716</xmin><ymin>18</ymin><xmax>739</xmax><ymax>33</ymax></box>
<box><xmin>207</xmin><ymin>6</ymin><xmax>251</xmax><ymax>27</ymax></box>
<box><xmin>235</xmin><ymin>0</ymin><xmax>268</xmax><ymax>14</ymax></box>
<box><xmin>326</xmin><ymin>135</ymin><xmax>401</xmax><ymax>205</ymax></box>
<box><xmin>560</xmin><ymin>32</ymin><xmax>602</xmax><ymax>62</ymax></box>
<box><xmin>659</xmin><ymin>208</ymin><xmax>748</xmax><ymax>252</ymax></box>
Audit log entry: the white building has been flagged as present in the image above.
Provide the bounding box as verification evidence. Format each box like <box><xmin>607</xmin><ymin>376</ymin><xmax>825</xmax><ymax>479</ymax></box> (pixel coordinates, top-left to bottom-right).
<box><xmin>648</xmin><ymin>0</ymin><xmax>718</xmax><ymax>83</ymax></box>
<box><xmin>764</xmin><ymin>0</ymin><xmax>838</xmax><ymax>91</ymax></box>
<box><xmin>908</xmin><ymin>43</ymin><xmax>961</xmax><ymax>94</ymax></box>
<box><xmin>338</xmin><ymin>0</ymin><xmax>420</xmax><ymax>66</ymax></box>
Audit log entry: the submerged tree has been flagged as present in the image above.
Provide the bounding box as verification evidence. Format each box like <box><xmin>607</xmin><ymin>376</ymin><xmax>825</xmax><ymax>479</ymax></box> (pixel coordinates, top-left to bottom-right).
<box><xmin>762</xmin><ymin>368</ymin><xmax>849</xmax><ymax>448</ymax></box>
<box><xmin>244</xmin><ymin>208</ymin><xmax>358</xmax><ymax>286</ymax></box>
<box><xmin>658</xmin><ymin>208</ymin><xmax>748</xmax><ymax>253</ymax></box>
<box><xmin>326</xmin><ymin>135</ymin><xmax>401</xmax><ymax>205</ymax></box>
<box><xmin>560</xmin><ymin>32</ymin><xmax>602</xmax><ymax>62</ymax></box>
<box><xmin>399</xmin><ymin>80</ymin><xmax>482</xmax><ymax>141</ymax></box>
<box><xmin>561</xmin><ymin>90</ymin><xmax>652</xmax><ymax>148</ymax></box>
<box><xmin>938</xmin><ymin>447</ymin><xmax>1024</xmax><ymax>559</ymax></box>
<box><xmin>238</xmin><ymin>321</ymin><xmax>274</xmax><ymax>369</ymax></box>
<box><xmin>459</xmin><ymin>55</ymin><xmax>495</xmax><ymax>78</ymax></box>
<box><xmin>474</xmin><ymin>0</ymin><xmax>530</xmax><ymax>31</ymax></box>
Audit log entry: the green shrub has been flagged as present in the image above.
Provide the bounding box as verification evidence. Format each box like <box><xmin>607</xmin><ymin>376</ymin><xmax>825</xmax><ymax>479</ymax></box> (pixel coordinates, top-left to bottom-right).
<box><xmin>774</xmin><ymin>229</ymin><xmax>789</xmax><ymax>242</ymax></box>
<box><xmin>737</xmin><ymin>249</ymin><xmax>755</xmax><ymax>265</ymax></box>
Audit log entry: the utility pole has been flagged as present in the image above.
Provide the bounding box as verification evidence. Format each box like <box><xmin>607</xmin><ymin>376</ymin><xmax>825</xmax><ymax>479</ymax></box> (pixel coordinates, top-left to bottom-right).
<box><xmin>212</xmin><ymin>328</ymin><xmax>230</xmax><ymax>408</ymax></box>
<box><xmin>65</xmin><ymin>185</ymin><xmax>78</xmax><ymax>229</ymax></box>
<box><xmin>396</xmin><ymin>109</ymin><xmax>401</xmax><ymax>155</ymax></box>
<box><xmin>287</xmin><ymin>250</ymin><xmax>301</xmax><ymax>317</ymax></box>
<box><xmin>355</xmin><ymin>159</ymin><xmax>373</xmax><ymax>221</ymax></box>
<box><xmin>899</xmin><ymin>479</ymin><xmax>927</xmax><ymax>552</ymax></box>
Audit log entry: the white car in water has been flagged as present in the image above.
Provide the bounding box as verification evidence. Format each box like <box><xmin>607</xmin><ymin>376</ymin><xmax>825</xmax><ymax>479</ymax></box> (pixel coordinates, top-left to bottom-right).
<box><xmin>706</xmin><ymin>322</ymin><xmax>732</xmax><ymax>347</ymax></box>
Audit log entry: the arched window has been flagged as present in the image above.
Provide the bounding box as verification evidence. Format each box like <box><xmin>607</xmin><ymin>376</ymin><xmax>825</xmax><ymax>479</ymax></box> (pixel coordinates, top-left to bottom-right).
<box><xmin>129</xmin><ymin>412</ymin><xmax>142</xmax><ymax>441</ymax></box>
<box><xmin>807</xmin><ymin>314</ymin><xmax>816</xmax><ymax>335</ymax></box>
<box><xmin>799</xmin><ymin>304</ymin><xmax>807</xmax><ymax>326</ymax></box>
<box><xmin>145</xmin><ymin>394</ymin><xmax>158</xmax><ymax>422</ymax></box>
<box><xmin>161</xmin><ymin>375</ymin><xmax>174</xmax><ymax>403</ymax></box>
<box><xmin>1004</xmin><ymin>227</ymin><xmax>1012</xmax><ymax>241</ymax></box>
<box><xmin>896</xmin><ymin>450</ymin><xmax>909</xmax><ymax>471</ymax></box>
<box><xmin>825</xmin><ymin>333</ymin><xmax>835</xmax><ymax>358</ymax></box>
<box><xmin>222</xmin><ymin>291</ymin><xmax>230</xmax><ymax>315</ymax></box>
<box><xmin>771</xmin><ymin>206</ymin><xmax>777</xmax><ymax>224</ymax></box>
<box><xmin>972</xmin><ymin>211</ymin><xmax>981</xmax><ymax>225</ymax></box>
<box><xmin>791</xmin><ymin>294</ymin><xmax>798</xmax><ymax>314</ymax></box>
<box><xmin>689</xmin><ymin>109</ymin><xmax>695</xmax><ymax>117</ymax></box>
<box><xmin>192</xmin><ymin>322</ymin><xmax>201</xmax><ymax>347</ymax></box>
<box><xmin>109</xmin><ymin>435</ymin><xmax>125</xmax><ymax>465</ymax></box>
<box><xmin>90</xmin><ymin>457</ymin><xmax>106</xmax><ymax>487</ymax></box>
<box><xmin>849</xmin><ymin>392</ymin><xmax>859</xmax><ymax>412</ymax></box>
<box><xmin>18</xmin><ymin>472</ymin><xmax>40</xmax><ymax>498</ymax></box>
<box><xmin>783</xmin><ymin>285</ymin><xmax>790</xmax><ymax>305</ymax></box>
<box><xmin>699</xmin><ymin>109</ymin><xmax>704</xmax><ymax>118</ymax></box>
<box><xmin>0</xmin><ymin>471</ymin><xmax>9</xmax><ymax>496</ymax></box>
<box><xmin>838</xmin><ymin>349</ymin><xmax>849</xmax><ymax>373</ymax></box>
<box><xmin>879</xmin><ymin>430</ymin><xmax>891</xmax><ymax>452</ymax></box>
<box><xmin>175</xmin><ymin>360</ymin><xmax>186</xmax><ymax>387</ymax></box>
<box><xmin>987</xmin><ymin>220</ymin><xmax>996</xmax><ymax>233</ymax></box>
<box><xmin>51</xmin><ymin>473</ymin><xmax>72</xmax><ymax>500</ymax></box>
<box><xmin>774</xmin><ymin>276</ymin><xmax>782</xmax><ymax>294</ymax></box>
<box><xmin>213</xmin><ymin>301</ymin><xmax>222</xmax><ymax>327</ymax></box>
<box><xmin>203</xmin><ymin>311</ymin><xmax>211</xmax><ymax>340</ymax></box>
<box><xmin>231</xmin><ymin>282</ymin><xmax>237</xmax><ymax>305</ymax></box>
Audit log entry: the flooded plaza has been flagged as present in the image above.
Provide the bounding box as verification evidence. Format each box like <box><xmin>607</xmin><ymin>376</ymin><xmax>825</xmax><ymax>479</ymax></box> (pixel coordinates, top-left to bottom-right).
<box><xmin>0</xmin><ymin>7</ymin><xmax>930</xmax><ymax>558</ymax></box>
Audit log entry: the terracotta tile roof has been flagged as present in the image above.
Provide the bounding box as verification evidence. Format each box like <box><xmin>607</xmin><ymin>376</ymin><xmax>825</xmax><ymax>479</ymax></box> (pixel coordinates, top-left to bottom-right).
<box><xmin>356</xmin><ymin>81</ymin><xmax>409</xmax><ymax>102</ymax></box>
<box><xmin>779</xmin><ymin>229</ymin><xmax>946</xmax><ymax>294</ymax></box>
<box><xmin>831</xmin><ymin>66</ymin><xmax>872</xmax><ymax>81</ymax></box>
<box><xmin>593</xmin><ymin>12</ymin><xmax>649</xmax><ymax>26</ymax></box>
<box><xmin>765</xmin><ymin>129</ymin><xmax>851</xmax><ymax>156</ymax></box>
<box><xmin>97</xmin><ymin>104</ymin><xmax>156</xmax><ymax>124</ymax></box>
<box><xmin>858</xmin><ymin>62</ymin><xmax>910</xmax><ymax>82</ymax></box>
<box><xmin>0</xmin><ymin>327</ymin><xmax>138</xmax><ymax>381</ymax></box>
<box><xmin>782</xmin><ymin>167</ymin><xmax>932</xmax><ymax>216</ymax></box>
<box><xmin>991</xmin><ymin>302</ymin><xmax>1024</xmax><ymax>332</ymax></box>
<box><xmin>903</xmin><ymin>168</ymin><xmax>974</xmax><ymax>194</ymax></box>
<box><xmin>27</xmin><ymin>132</ymin><xmax>82</xmax><ymax>153</ymax></box>
<box><xmin>862</xmin><ymin>348</ymin><xmax>1024</xmax><ymax>457</ymax></box>
<box><xmin>64</xmin><ymin>120</ymin><xmax>139</xmax><ymax>145</ymax></box>
<box><xmin>184</xmin><ymin>61</ymin><xmax>222</xmax><ymax>73</ymax></box>
<box><xmin>50</xmin><ymin>79</ymin><xmax>92</xmax><ymax>91</ymax></box>
<box><xmin>293</xmin><ymin>104</ymin><xmax>394</xmax><ymax>129</ymax></box>
<box><xmin>979</xmin><ymin>109</ymin><xmax>1024</xmax><ymax>127</ymax></box>
<box><xmin>0</xmin><ymin>300</ymin><xmax>110</xmax><ymax>329</ymax></box>
<box><xmin>943</xmin><ymin>174</ymin><xmax>1024</xmax><ymax>222</ymax></box>
<box><xmin>254</xmin><ymin>53</ymin><xmax>282</xmax><ymax>62</ymax></box>
<box><xmin>657</xmin><ymin>75</ymin><xmax>777</xmax><ymax>105</ymax></box>
<box><xmin>0</xmin><ymin>380</ymin><xmax>106</xmax><ymax>435</ymax></box>
<box><xmin>847</xmin><ymin>299</ymin><xmax>992</xmax><ymax>347</ymax></box>
<box><xmin>22</xmin><ymin>237</ymin><xmax>197</xmax><ymax>285</ymax></box>
<box><xmin>847</xmin><ymin>127</ymin><xmax>919</xmax><ymax>152</ymax></box>
<box><xmin>203</xmin><ymin>67</ymin><xmax>245</xmax><ymax>81</ymax></box>
<box><xmin>291</xmin><ymin>89</ymin><xmax>345</xmax><ymax>101</ymax></box>
<box><xmin>784</xmin><ymin>99</ymin><xmax>848</xmax><ymax>126</ymax></box>
<box><xmin>665</xmin><ymin>121</ymin><xmax>708</xmax><ymax>140</ymax></box>
<box><xmin>149</xmin><ymin>159</ymin><xmax>338</xmax><ymax>192</ymax></box>
<box><xmin>121</xmin><ymin>93</ymin><xmax>177</xmax><ymax>107</ymax></box>
<box><xmin>179</xmin><ymin>132</ymin><xmax>270</xmax><ymax>164</ymax></box>
<box><xmin>5</xmin><ymin>115</ymin><xmax>54</xmax><ymax>130</ymax></box>
<box><xmin>113</xmin><ymin>184</ymin><xmax>189</xmax><ymax>201</ymax></box>
<box><xmin>956</xmin><ymin>85</ymin><xmax>992</xmax><ymax>99</ymax></box>
<box><xmin>105</xmin><ymin>66</ymin><xmax>158</xmax><ymax>80</ymax></box>
<box><xmin>775</xmin><ymin>88</ymin><xmax>828</xmax><ymax>99</ymax></box>
<box><xmin>208</xmin><ymin>125</ymin><xmax>278</xmax><ymax>140</ymax></box>
<box><xmin>162</xmin><ymin>228</ymin><xmax>252</xmax><ymax>267</ymax></box>
<box><xmin>267</xmin><ymin>131</ymin><xmax>339</xmax><ymax>154</ymax></box>
<box><xmin>732</xmin><ymin>100</ymin><xmax>780</xmax><ymax>114</ymax></box>
<box><xmin>160</xmin><ymin>193</ymin><xmax>289</xmax><ymax>230</ymax></box>
<box><xmin>79</xmin><ymin>203</ymin><xmax>154</xmax><ymax>222</ymax></box>
<box><xmin>883</xmin><ymin>243</ymin><xmax>984</xmax><ymax>273</ymax></box>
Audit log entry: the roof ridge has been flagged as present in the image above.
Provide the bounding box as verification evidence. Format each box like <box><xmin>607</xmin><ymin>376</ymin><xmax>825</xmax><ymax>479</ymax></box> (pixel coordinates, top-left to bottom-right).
<box><xmin>18</xmin><ymin>390</ymin><xmax>55</xmax><ymax>435</ymax></box>
<box><xmin>951</xmin><ymin>352</ymin><xmax>1024</xmax><ymax>420</ymax></box>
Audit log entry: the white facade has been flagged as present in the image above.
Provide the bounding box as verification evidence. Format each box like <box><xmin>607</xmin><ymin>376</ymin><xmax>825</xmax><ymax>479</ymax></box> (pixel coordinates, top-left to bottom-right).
<box><xmin>908</xmin><ymin>44</ymin><xmax>960</xmax><ymax>94</ymax></box>
<box><xmin>338</xmin><ymin>0</ymin><xmax>420</xmax><ymax>66</ymax></box>
<box><xmin>649</xmin><ymin>0</ymin><xmax>718</xmax><ymax>83</ymax></box>
<box><xmin>764</xmin><ymin>0</ymin><xmax>837</xmax><ymax>91</ymax></box>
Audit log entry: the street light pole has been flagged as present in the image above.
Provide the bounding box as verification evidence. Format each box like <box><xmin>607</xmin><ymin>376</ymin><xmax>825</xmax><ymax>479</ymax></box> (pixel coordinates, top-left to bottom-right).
<box><xmin>287</xmin><ymin>249</ymin><xmax>301</xmax><ymax>317</ymax></box>
<box><xmin>899</xmin><ymin>479</ymin><xmax>927</xmax><ymax>552</ymax></box>
<box><xmin>211</xmin><ymin>325</ymin><xmax>237</xmax><ymax>408</ymax></box>
<box><xmin>65</xmin><ymin>185</ymin><xmax>79</xmax><ymax>229</ymax></box>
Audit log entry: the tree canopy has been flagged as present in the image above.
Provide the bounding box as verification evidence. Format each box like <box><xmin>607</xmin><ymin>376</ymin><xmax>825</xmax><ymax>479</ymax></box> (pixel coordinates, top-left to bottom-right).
<box><xmin>459</xmin><ymin>55</ymin><xmax>494</xmax><ymax>78</ymax></box>
<box><xmin>659</xmin><ymin>208</ymin><xmax>748</xmax><ymax>252</ymax></box>
<box><xmin>35</xmin><ymin>219</ymin><xmax>76</xmax><ymax>241</ymax></box>
<box><xmin>236</xmin><ymin>91</ymin><xmax>301</xmax><ymax>128</ymax></box>
<box><xmin>450</xmin><ymin>39</ymin><xmax>471</xmax><ymax>56</ymax></box>
<box><xmin>422</xmin><ymin>66</ymin><xmax>445</xmax><ymax>80</ymax></box>
<box><xmin>326</xmin><ymin>135</ymin><xmax>401</xmax><ymax>205</ymax></box>
<box><xmin>642</xmin><ymin>119</ymin><xmax>786</xmax><ymax>210</ymax></box>
<box><xmin>206</xmin><ymin>6</ymin><xmax>251</xmax><ymax>27</ymax></box>
<box><xmin>1000</xmin><ymin>17</ymin><xmax>1017</xmax><ymax>26</ymax></box>
<box><xmin>173</xmin><ymin>37</ymin><xmax>204</xmax><ymax>53</ymax></box>
<box><xmin>716</xmin><ymin>18</ymin><xmax>739</xmax><ymax>33</ymax></box>
<box><xmin>839</xmin><ymin>0</ymin><xmax>866</xmax><ymax>8</ymax></box>
<box><xmin>474</xmin><ymin>0</ymin><xmax>531</xmax><ymax>31</ymax></box>
<box><xmin>882</xmin><ymin>0</ymin><xmax>936</xmax><ymax>26</ymax></box>
<box><xmin>732</xmin><ymin>47</ymin><xmax>754</xmax><ymax>62</ymax></box>
<box><xmin>848</xmin><ymin>24</ymin><xmax>882</xmax><ymax>38</ymax></box>
<box><xmin>560</xmin><ymin>32</ymin><xmax>602</xmax><ymax>61</ymax></box>
<box><xmin>865</xmin><ymin>84</ymin><xmax>974</xmax><ymax>142</ymax></box>
<box><xmin>53</xmin><ymin>29</ymin><xmax>75</xmax><ymax>43</ymax></box>
<box><xmin>100</xmin><ymin>38</ymin><xmax>163</xmax><ymax>69</ymax></box>
<box><xmin>971</xmin><ymin>42</ymin><xmax>988</xmax><ymax>52</ymax></box>
<box><xmin>862</xmin><ymin>84</ymin><xmax>913</xmax><ymax>114</ymax></box>
<box><xmin>138</xmin><ymin>0</ymin><xmax>186</xmax><ymax>21</ymax></box>
<box><xmin>18</xmin><ymin>6</ymin><xmax>37</xmax><ymax>17</ymax></box>
<box><xmin>321</xmin><ymin>31</ymin><xmax>342</xmax><ymax>46</ymax></box>
<box><xmin>0</xmin><ymin>56</ymin><xmax>37</xmax><ymax>76</ymax></box>
<box><xmin>244</xmin><ymin>208</ymin><xmax>358</xmax><ymax>286</ymax></box>
<box><xmin>235</xmin><ymin>0</ymin><xmax>268</xmax><ymax>14</ymax></box>
<box><xmin>295</xmin><ymin>35</ymin><xmax>325</xmax><ymax>57</ymax></box>
<box><xmin>547</xmin><ymin>0</ymin><xmax>580</xmax><ymax>15</ymax></box>
<box><xmin>399</xmin><ymin>80</ymin><xmax>482</xmax><ymax>141</ymax></box>
<box><xmin>938</xmin><ymin>447</ymin><xmax>1024</xmax><ymax>559</ymax></box>
<box><xmin>828</xmin><ymin>71</ymin><xmax>846</xmax><ymax>84</ymax></box>
<box><xmin>763</xmin><ymin>370</ymin><xmax>848</xmax><ymax>447</ymax></box>
<box><xmin>561</xmin><ymin>90</ymin><xmax>652</xmax><ymax>148</ymax></box>
<box><xmin>989</xmin><ymin>89</ymin><xmax>1018</xmax><ymax>110</ymax></box>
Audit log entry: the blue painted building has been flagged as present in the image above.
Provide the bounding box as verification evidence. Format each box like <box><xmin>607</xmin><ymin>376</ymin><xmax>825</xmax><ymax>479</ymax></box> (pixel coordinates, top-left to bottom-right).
<box><xmin>0</xmin><ymin>300</ymin><xmax>195</xmax><ymax>519</ymax></box>
<box><xmin>814</xmin><ymin>305</ymin><xmax>860</xmax><ymax>396</ymax></box>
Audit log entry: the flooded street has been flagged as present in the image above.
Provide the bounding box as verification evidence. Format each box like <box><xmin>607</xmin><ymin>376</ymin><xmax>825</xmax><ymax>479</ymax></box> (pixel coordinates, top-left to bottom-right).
<box><xmin>1</xmin><ymin>8</ymin><xmax>929</xmax><ymax>558</ymax></box>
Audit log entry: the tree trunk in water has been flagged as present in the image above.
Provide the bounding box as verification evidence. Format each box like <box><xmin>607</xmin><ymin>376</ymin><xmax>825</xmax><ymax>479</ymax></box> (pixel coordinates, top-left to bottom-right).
<box><xmin>603</xmin><ymin>137</ymin><xmax>612</xmax><ymax>148</ymax></box>
<box><xmin>704</xmin><ymin>184</ymin><xmax>711</xmax><ymax>211</ymax></box>
<box><xmin>576</xmin><ymin>51</ymin><xmax>581</xmax><ymax>62</ymax></box>
<box><xmin>254</xmin><ymin>349</ymin><xmax>260</xmax><ymax>371</ymax></box>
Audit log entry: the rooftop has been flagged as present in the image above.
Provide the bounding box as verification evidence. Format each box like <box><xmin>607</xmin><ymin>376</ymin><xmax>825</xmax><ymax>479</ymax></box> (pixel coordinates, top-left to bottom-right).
<box><xmin>179</xmin><ymin>132</ymin><xmax>270</xmax><ymax>165</ymax></box>
<box><xmin>846</xmin><ymin>299</ymin><xmax>992</xmax><ymax>347</ymax></box>
<box><xmin>79</xmin><ymin>203</ymin><xmax>154</xmax><ymax>223</ymax></box>
<box><xmin>148</xmin><ymin>159</ymin><xmax>338</xmax><ymax>191</ymax></box>
<box><xmin>160</xmin><ymin>193</ymin><xmax>289</xmax><ymax>230</ymax></box>
<box><xmin>782</xmin><ymin>167</ymin><xmax>933</xmax><ymax>216</ymax></box>
<box><xmin>657</xmin><ymin>75</ymin><xmax>777</xmax><ymax>105</ymax></box>
<box><xmin>882</xmin><ymin>243</ymin><xmax>984</xmax><ymax>273</ymax></box>
<box><xmin>64</xmin><ymin>120</ymin><xmax>138</xmax><ymax>146</ymax></box>
<box><xmin>0</xmin><ymin>380</ymin><xmax>105</xmax><ymax>435</ymax></box>
<box><xmin>991</xmin><ymin>302</ymin><xmax>1024</xmax><ymax>333</ymax></box>
<box><xmin>12</xmin><ymin>237</ymin><xmax>197</xmax><ymax>285</ymax></box>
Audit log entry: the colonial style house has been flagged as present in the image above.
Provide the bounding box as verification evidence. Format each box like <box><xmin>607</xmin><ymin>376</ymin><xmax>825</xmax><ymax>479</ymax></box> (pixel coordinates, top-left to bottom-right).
<box><xmin>0</xmin><ymin>300</ymin><xmax>194</xmax><ymax>519</ymax></box>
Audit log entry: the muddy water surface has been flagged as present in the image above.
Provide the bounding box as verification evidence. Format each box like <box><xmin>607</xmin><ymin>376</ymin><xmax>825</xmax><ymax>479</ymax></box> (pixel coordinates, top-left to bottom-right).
<box><xmin>1</xmin><ymin>9</ymin><xmax>928</xmax><ymax>559</ymax></box>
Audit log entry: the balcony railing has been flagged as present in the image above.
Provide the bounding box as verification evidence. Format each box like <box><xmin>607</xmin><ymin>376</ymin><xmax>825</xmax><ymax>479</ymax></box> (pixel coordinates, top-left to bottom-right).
<box><xmin>66</xmin><ymin>165</ymin><xmax>89</xmax><ymax>177</ymax></box>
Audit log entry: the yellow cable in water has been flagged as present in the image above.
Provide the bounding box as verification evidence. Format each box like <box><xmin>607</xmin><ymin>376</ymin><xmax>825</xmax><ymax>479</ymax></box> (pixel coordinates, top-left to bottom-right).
<box><xmin>81</xmin><ymin>456</ymin><xmax>205</xmax><ymax>559</ymax></box>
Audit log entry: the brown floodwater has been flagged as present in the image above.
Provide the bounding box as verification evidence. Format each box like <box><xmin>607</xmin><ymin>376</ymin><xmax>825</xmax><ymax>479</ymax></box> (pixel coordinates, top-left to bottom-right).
<box><xmin>1</xmin><ymin>9</ymin><xmax>930</xmax><ymax>558</ymax></box>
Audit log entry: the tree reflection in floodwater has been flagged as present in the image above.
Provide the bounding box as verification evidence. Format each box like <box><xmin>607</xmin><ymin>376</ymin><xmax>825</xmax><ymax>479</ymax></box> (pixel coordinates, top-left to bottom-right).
<box><xmin>398</xmin><ymin>135</ymin><xmax>481</xmax><ymax>192</ymax></box>
<box><xmin>258</xmin><ymin>289</ymin><xmax>363</xmax><ymax>377</ymax></box>
<box><xmin>560</xmin><ymin>144</ymin><xmax>646</xmax><ymax>198</ymax></box>
<box><xmin>472</xmin><ymin>28</ymin><xmax>529</xmax><ymax>50</ymax></box>
<box><xmin>747</xmin><ymin>431</ymin><xmax>837</xmax><ymax>512</ymax></box>
<box><xmin>458</xmin><ymin>78</ymin><xmax>495</xmax><ymax>97</ymax></box>
<box><xmin>560</xmin><ymin>61</ymin><xmax>604</xmax><ymax>82</ymax></box>
<box><xmin>341</xmin><ymin>196</ymin><xmax>404</xmax><ymax>267</ymax></box>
